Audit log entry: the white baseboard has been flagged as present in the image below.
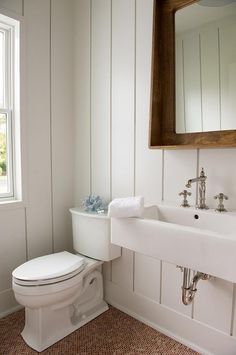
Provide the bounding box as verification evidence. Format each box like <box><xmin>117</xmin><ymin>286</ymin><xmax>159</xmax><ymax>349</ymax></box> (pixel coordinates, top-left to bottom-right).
<box><xmin>105</xmin><ymin>280</ymin><xmax>236</xmax><ymax>355</ymax></box>
<box><xmin>0</xmin><ymin>288</ymin><xmax>22</xmax><ymax>318</ymax></box>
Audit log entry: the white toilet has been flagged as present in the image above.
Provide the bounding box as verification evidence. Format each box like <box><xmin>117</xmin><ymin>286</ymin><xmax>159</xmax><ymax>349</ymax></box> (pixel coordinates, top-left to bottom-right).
<box><xmin>12</xmin><ymin>209</ymin><xmax>121</xmax><ymax>352</ymax></box>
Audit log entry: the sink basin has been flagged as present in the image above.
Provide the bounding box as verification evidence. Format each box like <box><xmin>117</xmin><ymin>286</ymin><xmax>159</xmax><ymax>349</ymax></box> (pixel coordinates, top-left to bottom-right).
<box><xmin>111</xmin><ymin>204</ymin><xmax>236</xmax><ymax>283</ymax></box>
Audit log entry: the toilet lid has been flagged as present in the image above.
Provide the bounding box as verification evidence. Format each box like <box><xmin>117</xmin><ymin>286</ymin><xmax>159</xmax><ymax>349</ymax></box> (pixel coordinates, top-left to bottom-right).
<box><xmin>12</xmin><ymin>251</ymin><xmax>85</xmax><ymax>283</ymax></box>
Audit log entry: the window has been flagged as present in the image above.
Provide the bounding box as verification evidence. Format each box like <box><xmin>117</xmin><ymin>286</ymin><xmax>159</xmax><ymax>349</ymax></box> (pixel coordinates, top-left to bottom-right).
<box><xmin>0</xmin><ymin>14</ymin><xmax>20</xmax><ymax>200</ymax></box>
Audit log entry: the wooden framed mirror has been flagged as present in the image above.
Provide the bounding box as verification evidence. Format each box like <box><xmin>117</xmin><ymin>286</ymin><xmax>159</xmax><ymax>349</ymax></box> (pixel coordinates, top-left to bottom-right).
<box><xmin>149</xmin><ymin>0</ymin><xmax>236</xmax><ymax>149</ymax></box>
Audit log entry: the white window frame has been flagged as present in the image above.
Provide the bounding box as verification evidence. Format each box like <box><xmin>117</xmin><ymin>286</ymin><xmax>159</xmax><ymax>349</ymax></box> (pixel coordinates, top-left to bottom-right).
<box><xmin>0</xmin><ymin>14</ymin><xmax>20</xmax><ymax>201</ymax></box>
<box><xmin>0</xmin><ymin>109</ymin><xmax>14</xmax><ymax>198</ymax></box>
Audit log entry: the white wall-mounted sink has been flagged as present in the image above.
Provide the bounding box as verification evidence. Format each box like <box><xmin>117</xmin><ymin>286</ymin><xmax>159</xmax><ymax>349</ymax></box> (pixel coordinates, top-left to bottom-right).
<box><xmin>111</xmin><ymin>204</ymin><xmax>236</xmax><ymax>283</ymax></box>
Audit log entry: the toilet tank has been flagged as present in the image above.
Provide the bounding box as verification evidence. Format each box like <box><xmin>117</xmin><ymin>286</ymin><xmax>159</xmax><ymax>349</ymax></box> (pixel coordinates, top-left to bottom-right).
<box><xmin>69</xmin><ymin>208</ymin><xmax>121</xmax><ymax>261</ymax></box>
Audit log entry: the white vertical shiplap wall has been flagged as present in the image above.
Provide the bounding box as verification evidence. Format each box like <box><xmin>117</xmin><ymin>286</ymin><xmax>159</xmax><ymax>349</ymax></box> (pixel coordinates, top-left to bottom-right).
<box><xmin>111</xmin><ymin>0</ymin><xmax>135</xmax><ymax>291</ymax></box>
<box><xmin>134</xmin><ymin>0</ymin><xmax>162</xmax><ymax>304</ymax></box>
<box><xmin>75</xmin><ymin>1</ymin><xmax>236</xmax><ymax>353</ymax></box>
<box><xmin>91</xmin><ymin>0</ymin><xmax>111</xmax><ymax>201</ymax></box>
<box><xmin>25</xmin><ymin>0</ymin><xmax>53</xmax><ymax>258</ymax></box>
<box><xmin>74</xmin><ymin>0</ymin><xmax>91</xmax><ymax>206</ymax></box>
<box><xmin>220</xmin><ymin>19</ymin><xmax>236</xmax><ymax>130</ymax></box>
<box><xmin>111</xmin><ymin>0</ymin><xmax>135</xmax><ymax>199</ymax></box>
<box><xmin>176</xmin><ymin>16</ymin><xmax>236</xmax><ymax>134</ymax></box>
<box><xmin>51</xmin><ymin>0</ymin><xmax>74</xmax><ymax>252</ymax></box>
<box><xmin>0</xmin><ymin>0</ymin><xmax>74</xmax><ymax>316</ymax></box>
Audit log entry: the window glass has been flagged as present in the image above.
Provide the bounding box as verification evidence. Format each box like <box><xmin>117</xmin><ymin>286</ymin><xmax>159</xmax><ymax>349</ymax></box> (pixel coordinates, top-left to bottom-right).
<box><xmin>0</xmin><ymin>112</ymin><xmax>8</xmax><ymax>194</ymax></box>
<box><xmin>0</xmin><ymin>31</ymin><xmax>4</xmax><ymax>108</ymax></box>
<box><xmin>0</xmin><ymin>14</ymin><xmax>20</xmax><ymax>200</ymax></box>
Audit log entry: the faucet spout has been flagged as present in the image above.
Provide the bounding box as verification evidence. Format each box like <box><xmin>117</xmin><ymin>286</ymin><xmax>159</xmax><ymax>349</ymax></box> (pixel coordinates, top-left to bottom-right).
<box><xmin>185</xmin><ymin>168</ymin><xmax>208</xmax><ymax>209</ymax></box>
<box><xmin>186</xmin><ymin>177</ymin><xmax>199</xmax><ymax>188</ymax></box>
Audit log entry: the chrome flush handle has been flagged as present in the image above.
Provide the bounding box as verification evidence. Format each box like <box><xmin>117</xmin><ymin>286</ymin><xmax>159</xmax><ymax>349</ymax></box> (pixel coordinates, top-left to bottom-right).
<box><xmin>179</xmin><ymin>190</ymin><xmax>191</xmax><ymax>207</ymax></box>
<box><xmin>214</xmin><ymin>193</ymin><xmax>228</xmax><ymax>212</ymax></box>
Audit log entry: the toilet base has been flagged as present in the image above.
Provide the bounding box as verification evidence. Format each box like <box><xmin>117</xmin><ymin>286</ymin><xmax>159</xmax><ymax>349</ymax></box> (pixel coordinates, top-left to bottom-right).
<box><xmin>20</xmin><ymin>267</ymin><xmax>108</xmax><ymax>352</ymax></box>
<box><xmin>22</xmin><ymin>300</ymin><xmax>108</xmax><ymax>352</ymax></box>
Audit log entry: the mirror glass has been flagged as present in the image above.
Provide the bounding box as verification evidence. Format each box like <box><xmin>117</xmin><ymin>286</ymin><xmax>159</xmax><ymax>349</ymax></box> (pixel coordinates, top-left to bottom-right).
<box><xmin>175</xmin><ymin>1</ymin><xmax>236</xmax><ymax>133</ymax></box>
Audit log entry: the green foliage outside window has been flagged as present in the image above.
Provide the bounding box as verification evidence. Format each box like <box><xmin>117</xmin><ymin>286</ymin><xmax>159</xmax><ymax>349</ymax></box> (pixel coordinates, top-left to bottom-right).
<box><xmin>0</xmin><ymin>132</ymin><xmax>6</xmax><ymax>176</ymax></box>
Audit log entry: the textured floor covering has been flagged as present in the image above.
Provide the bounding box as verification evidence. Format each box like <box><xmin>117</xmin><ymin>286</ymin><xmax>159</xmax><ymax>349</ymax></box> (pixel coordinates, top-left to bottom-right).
<box><xmin>0</xmin><ymin>306</ymin><xmax>199</xmax><ymax>355</ymax></box>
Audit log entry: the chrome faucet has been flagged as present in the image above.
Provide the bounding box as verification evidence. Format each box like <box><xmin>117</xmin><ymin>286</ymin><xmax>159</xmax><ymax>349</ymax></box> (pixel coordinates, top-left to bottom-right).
<box><xmin>186</xmin><ymin>168</ymin><xmax>208</xmax><ymax>209</ymax></box>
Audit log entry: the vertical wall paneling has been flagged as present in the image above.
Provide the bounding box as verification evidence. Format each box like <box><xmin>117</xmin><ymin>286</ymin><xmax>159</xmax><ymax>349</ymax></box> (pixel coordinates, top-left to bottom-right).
<box><xmin>0</xmin><ymin>0</ymin><xmax>75</xmax><ymax>316</ymax></box>
<box><xmin>175</xmin><ymin>37</ymin><xmax>185</xmax><ymax>133</ymax></box>
<box><xmin>163</xmin><ymin>150</ymin><xmax>198</xmax><ymax>206</ymax></box>
<box><xmin>112</xmin><ymin>248</ymin><xmax>134</xmax><ymax>291</ymax></box>
<box><xmin>134</xmin><ymin>253</ymin><xmax>160</xmax><ymax>302</ymax></box>
<box><xmin>0</xmin><ymin>0</ymin><xmax>22</xmax><ymax>15</ymax></box>
<box><xmin>111</xmin><ymin>0</ymin><xmax>135</xmax><ymax>198</ymax></box>
<box><xmin>0</xmin><ymin>289</ymin><xmax>20</xmax><ymax>317</ymax></box>
<box><xmin>199</xmin><ymin>149</ymin><xmax>236</xmax><ymax>210</ymax></box>
<box><xmin>161</xmin><ymin>262</ymin><xmax>192</xmax><ymax>317</ymax></box>
<box><xmin>176</xmin><ymin>16</ymin><xmax>236</xmax><ymax>134</ymax></box>
<box><xmin>111</xmin><ymin>0</ymin><xmax>135</xmax><ymax>290</ymax></box>
<box><xmin>0</xmin><ymin>208</ymin><xmax>26</xmax><ymax>292</ymax></box>
<box><xmin>193</xmin><ymin>277</ymin><xmax>233</xmax><ymax>334</ymax></box>
<box><xmin>73</xmin><ymin>0</ymin><xmax>91</xmax><ymax>205</ymax></box>
<box><xmin>183</xmin><ymin>33</ymin><xmax>202</xmax><ymax>133</ymax></box>
<box><xmin>25</xmin><ymin>0</ymin><xmax>53</xmax><ymax>259</ymax></box>
<box><xmin>201</xmin><ymin>26</ymin><xmax>220</xmax><ymax>132</ymax></box>
<box><xmin>90</xmin><ymin>0</ymin><xmax>112</xmax><ymax>282</ymax></box>
<box><xmin>232</xmin><ymin>285</ymin><xmax>236</xmax><ymax>336</ymax></box>
<box><xmin>134</xmin><ymin>0</ymin><xmax>162</xmax><ymax>304</ymax></box>
<box><xmin>73</xmin><ymin>0</ymin><xmax>236</xmax><ymax>351</ymax></box>
<box><xmin>220</xmin><ymin>19</ymin><xmax>236</xmax><ymax>130</ymax></box>
<box><xmin>135</xmin><ymin>0</ymin><xmax>162</xmax><ymax>205</ymax></box>
<box><xmin>91</xmin><ymin>0</ymin><xmax>111</xmax><ymax>200</ymax></box>
<box><xmin>51</xmin><ymin>0</ymin><xmax>74</xmax><ymax>252</ymax></box>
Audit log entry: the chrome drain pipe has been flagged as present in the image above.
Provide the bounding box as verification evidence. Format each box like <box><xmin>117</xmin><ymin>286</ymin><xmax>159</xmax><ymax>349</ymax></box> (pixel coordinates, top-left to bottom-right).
<box><xmin>177</xmin><ymin>266</ymin><xmax>211</xmax><ymax>305</ymax></box>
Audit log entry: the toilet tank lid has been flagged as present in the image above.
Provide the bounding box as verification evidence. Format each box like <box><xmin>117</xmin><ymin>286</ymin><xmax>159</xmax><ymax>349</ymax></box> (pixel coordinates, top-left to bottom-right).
<box><xmin>12</xmin><ymin>251</ymin><xmax>85</xmax><ymax>281</ymax></box>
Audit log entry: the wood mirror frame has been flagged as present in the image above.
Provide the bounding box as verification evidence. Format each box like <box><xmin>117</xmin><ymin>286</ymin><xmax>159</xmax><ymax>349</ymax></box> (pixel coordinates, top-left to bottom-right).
<box><xmin>149</xmin><ymin>0</ymin><xmax>236</xmax><ymax>149</ymax></box>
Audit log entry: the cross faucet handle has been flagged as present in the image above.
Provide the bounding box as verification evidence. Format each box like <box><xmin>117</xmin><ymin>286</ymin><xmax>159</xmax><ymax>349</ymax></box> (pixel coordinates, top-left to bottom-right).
<box><xmin>179</xmin><ymin>190</ymin><xmax>191</xmax><ymax>207</ymax></box>
<box><xmin>214</xmin><ymin>193</ymin><xmax>228</xmax><ymax>212</ymax></box>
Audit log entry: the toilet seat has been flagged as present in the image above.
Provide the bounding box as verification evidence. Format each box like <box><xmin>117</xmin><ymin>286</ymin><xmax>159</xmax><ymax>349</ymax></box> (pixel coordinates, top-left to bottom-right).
<box><xmin>12</xmin><ymin>251</ymin><xmax>86</xmax><ymax>286</ymax></box>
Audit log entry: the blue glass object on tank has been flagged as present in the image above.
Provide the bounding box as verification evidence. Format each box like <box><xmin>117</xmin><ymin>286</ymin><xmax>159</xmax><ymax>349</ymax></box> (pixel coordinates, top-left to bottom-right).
<box><xmin>81</xmin><ymin>195</ymin><xmax>108</xmax><ymax>213</ymax></box>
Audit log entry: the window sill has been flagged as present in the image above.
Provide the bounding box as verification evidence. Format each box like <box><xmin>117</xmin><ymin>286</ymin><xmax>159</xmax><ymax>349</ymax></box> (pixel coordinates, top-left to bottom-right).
<box><xmin>0</xmin><ymin>199</ymin><xmax>25</xmax><ymax>210</ymax></box>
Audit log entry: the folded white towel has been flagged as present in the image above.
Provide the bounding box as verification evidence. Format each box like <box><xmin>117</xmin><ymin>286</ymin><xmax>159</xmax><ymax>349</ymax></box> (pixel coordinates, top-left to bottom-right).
<box><xmin>108</xmin><ymin>196</ymin><xmax>144</xmax><ymax>218</ymax></box>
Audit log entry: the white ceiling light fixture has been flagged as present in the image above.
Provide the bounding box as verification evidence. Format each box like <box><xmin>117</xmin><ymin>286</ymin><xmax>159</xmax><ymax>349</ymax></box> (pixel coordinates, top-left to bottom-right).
<box><xmin>198</xmin><ymin>0</ymin><xmax>236</xmax><ymax>6</ymax></box>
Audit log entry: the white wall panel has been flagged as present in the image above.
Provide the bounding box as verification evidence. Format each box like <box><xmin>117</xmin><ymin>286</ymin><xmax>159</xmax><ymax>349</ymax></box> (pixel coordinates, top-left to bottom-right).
<box><xmin>73</xmin><ymin>0</ymin><xmax>91</xmax><ymax>205</ymax></box>
<box><xmin>194</xmin><ymin>277</ymin><xmax>233</xmax><ymax>334</ymax></box>
<box><xmin>25</xmin><ymin>0</ymin><xmax>53</xmax><ymax>259</ymax></box>
<box><xmin>199</xmin><ymin>149</ymin><xmax>236</xmax><ymax>210</ymax></box>
<box><xmin>67</xmin><ymin>0</ymin><xmax>236</xmax><ymax>352</ymax></box>
<box><xmin>91</xmin><ymin>0</ymin><xmax>111</xmax><ymax>200</ymax></box>
<box><xmin>51</xmin><ymin>0</ymin><xmax>74</xmax><ymax>252</ymax></box>
<box><xmin>161</xmin><ymin>262</ymin><xmax>192</xmax><ymax>317</ymax></box>
<box><xmin>112</xmin><ymin>249</ymin><xmax>134</xmax><ymax>291</ymax></box>
<box><xmin>220</xmin><ymin>20</ymin><xmax>236</xmax><ymax>130</ymax></box>
<box><xmin>232</xmin><ymin>286</ymin><xmax>236</xmax><ymax>337</ymax></box>
<box><xmin>135</xmin><ymin>0</ymin><xmax>162</xmax><ymax>204</ymax></box>
<box><xmin>134</xmin><ymin>253</ymin><xmax>160</xmax><ymax>302</ymax></box>
<box><xmin>0</xmin><ymin>0</ymin><xmax>22</xmax><ymax>15</ymax></box>
<box><xmin>111</xmin><ymin>0</ymin><xmax>135</xmax><ymax>198</ymax></box>
<box><xmin>110</xmin><ymin>0</ymin><xmax>135</xmax><ymax>292</ymax></box>
<box><xmin>0</xmin><ymin>208</ymin><xmax>26</xmax><ymax>291</ymax></box>
<box><xmin>163</xmin><ymin>150</ymin><xmax>198</xmax><ymax>206</ymax></box>
<box><xmin>0</xmin><ymin>289</ymin><xmax>19</xmax><ymax>317</ymax></box>
<box><xmin>201</xmin><ymin>27</ymin><xmax>220</xmax><ymax>131</ymax></box>
<box><xmin>183</xmin><ymin>33</ymin><xmax>202</xmax><ymax>133</ymax></box>
<box><xmin>103</xmin><ymin>262</ymin><xmax>112</xmax><ymax>282</ymax></box>
<box><xmin>175</xmin><ymin>37</ymin><xmax>185</xmax><ymax>133</ymax></box>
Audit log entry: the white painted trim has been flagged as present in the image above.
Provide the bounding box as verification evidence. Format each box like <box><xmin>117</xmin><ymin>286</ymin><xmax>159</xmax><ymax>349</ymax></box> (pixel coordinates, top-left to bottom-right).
<box><xmin>0</xmin><ymin>7</ymin><xmax>24</xmax><ymax>22</ymax></box>
<box><xmin>0</xmin><ymin>200</ymin><xmax>25</xmax><ymax>209</ymax></box>
<box><xmin>105</xmin><ymin>280</ymin><xmax>236</xmax><ymax>355</ymax></box>
<box><xmin>0</xmin><ymin>304</ymin><xmax>23</xmax><ymax>319</ymax></box>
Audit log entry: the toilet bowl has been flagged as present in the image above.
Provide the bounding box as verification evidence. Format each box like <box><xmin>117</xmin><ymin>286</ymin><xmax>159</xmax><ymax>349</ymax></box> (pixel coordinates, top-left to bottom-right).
<box><xmin>12</xmin><ymin>209</ymin><xmax>121</xmax><ymax>352</ymax></box>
